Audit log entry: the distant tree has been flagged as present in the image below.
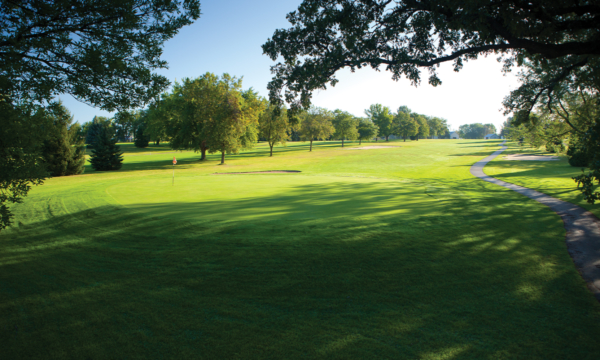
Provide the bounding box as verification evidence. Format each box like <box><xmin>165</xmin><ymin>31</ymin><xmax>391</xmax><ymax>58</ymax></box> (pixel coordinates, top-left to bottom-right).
<box><xmin>259</xmin><ymin>104</ymin><xmax>289</xmax><ymax>157</ymax></box>
<box><xmin>332</xmin><ymin>110</ymin><xmax>359</xmax><ymax>147</ymax></box>
<box><xmin>459</xmin><ymin>123</ymin><xmax>496</xmax><ymax>139</ymax></box>
<box><xmin>357</xmin><ymin>118</ymin><xmax>379</xmax><ymax>145</ymax></box>
<box><xmin>299</xmin><ymin>107</ymin><xmax>335</xmax><ymax>151</ymax></box>
<box><xmin>89</xmin><ymin>123</ymin><xmax>123</xmax><ymax>171</ymax></box>
<box><xmin>414</xmin><ymin>115</ymin><xmax>429</xmax><ymax>140</ymax></box>
<box><xmin>141</xmin><ymin>108</ymin><xmax>167</xmax><ymax>146</ymax></box>
<box><xmin>238</xmin><ymin>89</ymin><xmax>266</xmax><ymax>152</ymax></box>
<box><xmin>426</xmin><ymin>117</ymin><xmax>448</xmax><ymax>139</ymax></box>
<box><xmin>397</xmin><ymin>106</ymin><xmax>411</xmax><ymax>115</ymax></box>
<box><xmin>42</xmin><ymin>101</ymin><xmax>86</xmax><ymax>176</ymax></box>
<box><xmin>365</xmin><ymin>104</ymin><xmax>394</xmax><ymax>141</ymax></box>
<box><xmin>114</xmin><ymin>111</ymin><xmax>135</xmax><ymax>142</ymax></box>
<box><xmin>134</xmin><ymin>125</ymin><xmax>150</xmax><ymax>148</ymax></box>
<box><xmin>158</xmin><ymin>74</ymin><xmax>264</xmax><ymax>163</ymax></box>
<box><xmin>202</xmin><ymin>75</ymin><xmax>266</xmax><ymax>164</ymax></box>
<box><xmin>396</xmin><ymin>113</ymin><xmax>418</xmax><ymax>142</ymax></box>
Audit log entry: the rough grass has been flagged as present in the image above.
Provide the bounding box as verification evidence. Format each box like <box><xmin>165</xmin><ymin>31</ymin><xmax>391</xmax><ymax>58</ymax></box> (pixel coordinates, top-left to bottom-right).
<box><xmin>1</xmin><ymin>139</ymin><xmax>599</xmax><ymax>359</ymax></box>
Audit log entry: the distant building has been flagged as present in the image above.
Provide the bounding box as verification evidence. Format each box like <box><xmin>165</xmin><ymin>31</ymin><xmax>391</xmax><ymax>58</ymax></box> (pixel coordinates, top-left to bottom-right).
<box><xmin>449</xmin><ymin>131</ymin><xmax>460</xmax><ymax>139</ymax></box>
<box><xmin>484</xmin><ymin>133</ymin><xmax>500</xmax><ymax>139</ymax></box>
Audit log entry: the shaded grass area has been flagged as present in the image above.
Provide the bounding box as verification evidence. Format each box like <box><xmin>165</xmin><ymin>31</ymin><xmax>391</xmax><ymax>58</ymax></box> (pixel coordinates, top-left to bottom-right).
<box><xmin>2</xmin><ymin>139</ymin><xmax>600</xmax><ymax>359</ymax></box>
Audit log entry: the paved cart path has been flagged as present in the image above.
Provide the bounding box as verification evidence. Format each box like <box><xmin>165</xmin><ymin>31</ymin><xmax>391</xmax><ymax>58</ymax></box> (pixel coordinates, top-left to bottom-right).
<box><xmin>471</xmin><ymin>141</ymin><xmax>600</xmax><ymax>301</ymax></box>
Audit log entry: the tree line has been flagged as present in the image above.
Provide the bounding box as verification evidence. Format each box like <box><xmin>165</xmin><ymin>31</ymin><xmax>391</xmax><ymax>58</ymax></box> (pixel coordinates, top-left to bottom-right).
<box><xmin>86</xmin><ymin>73</ymin><xmax>450</xmax><ymax>164</ymax></box>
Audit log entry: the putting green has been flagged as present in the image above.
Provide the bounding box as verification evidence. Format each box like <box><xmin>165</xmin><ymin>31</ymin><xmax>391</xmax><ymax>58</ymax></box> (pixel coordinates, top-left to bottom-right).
<box><xmin>106</xmin><ymin>175</ymin><xmax>429</xmax><ymax>221</ymax></box>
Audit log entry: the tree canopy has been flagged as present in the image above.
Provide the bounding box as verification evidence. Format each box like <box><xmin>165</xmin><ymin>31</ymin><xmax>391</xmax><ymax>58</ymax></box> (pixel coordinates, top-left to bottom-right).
<box><xmin>357</xmin><ymin>118</ymin><xmax>378</xmax><ymax>144</ymax></box>
<box><xmin>1</xmin><ymin>0</ymin><xmax>200</xmax><ymax>109</ymax></box>
<box><xmin>459</xmin><ymin>123</ymin><xmax>497</xmax><ymax>139</ymax></box>
<box><xmin>262</xmin><ymin>0</ymin><xmax>600</xmax><ymax>121</ymax></box>
<box><xmin>365</xmin><ymin>104</ymin><xmax>394</xmax><ymax>141</ymax></box>
<box><xmin>259</xmin><ymin>103</ymin><xmax>289</xmax><ymax>156</ymax></box>
<box><xmin>395</xmin><ymin>112</ymin><xmax>418</xmax><ymax>141</ymax></box>
<box><xmin>332</xmin><ymin>110</ymin><xmax>359</xmax><ymax>147</ymax></box>
<box><xmin>299</xmin><ymin>107</ymin><xmax>335</xmax><ymax>151</ymax></box>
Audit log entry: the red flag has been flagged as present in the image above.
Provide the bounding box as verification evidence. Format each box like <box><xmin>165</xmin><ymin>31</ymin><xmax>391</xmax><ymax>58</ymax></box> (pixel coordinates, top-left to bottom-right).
<box><xmin>173</xmin><ymin>157</ymin><xmax>177</xmax><ymax>165</ymax></box>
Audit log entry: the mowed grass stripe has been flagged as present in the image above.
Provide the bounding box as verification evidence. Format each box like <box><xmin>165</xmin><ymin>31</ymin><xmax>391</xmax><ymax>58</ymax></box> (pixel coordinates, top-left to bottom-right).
<box><xmin>1</xmin><ymin>140</ymin><xmax>599</xmax><ymax>359</ymax></box>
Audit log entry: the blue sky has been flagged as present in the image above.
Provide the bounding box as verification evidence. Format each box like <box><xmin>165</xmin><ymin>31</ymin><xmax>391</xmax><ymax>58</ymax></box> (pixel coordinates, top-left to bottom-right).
<box><xmin>60</xmin><ymin>0</ymin><xmax>519</xmax><ymax>132</ymax></box>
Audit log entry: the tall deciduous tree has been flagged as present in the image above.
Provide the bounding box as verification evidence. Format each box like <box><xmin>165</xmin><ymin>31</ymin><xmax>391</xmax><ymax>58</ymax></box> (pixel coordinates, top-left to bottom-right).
<box><xmin>396</xmin><ymin>112</ymin><xmax>418</xmax><ymax>142</ymax></box>
<box><xmin>41</xmin><ymin>101</ymin><xmax>85</xmax><ymax>176</ymax></box>
<box><xmin>357</xmin><ymin>118</ymin><xmax>378</xmax><ymax>145</ymax></box>
<box><xmin>199</xmin><ymin>75</ymin><xmax>265</xmax><ymax>165</ymax></box>
<box><xmin>426</xmin><ymin>117</ymin><xmax>449</xmax><ymax>139</ymax></box>
<box><xmin>332</xmin><ymin>110</ymin><xmax>359</xmax><ymax>147</ymax></box>
<box><xmin>414</xmin><ymin>115</ymin><xmax>429</xmax><ymax>141</ymax></box>
<box><xmin>299</xmin><ymin>107</ymin><xmax>335</xmax><ymax>151</ymax></box>
<box><xmin>259</xmin><ymin>104</ymin><xmax>289</xmax><ymax>157</ymax></box>
<box><xmin>365</xmin><ymin>104</ymin><xmax>394</xmax><ymax>141</ymax></box>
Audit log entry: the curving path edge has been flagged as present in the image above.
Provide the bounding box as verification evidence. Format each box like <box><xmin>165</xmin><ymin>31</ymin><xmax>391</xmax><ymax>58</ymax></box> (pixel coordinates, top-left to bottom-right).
<box><xmin>470</xmin><ymin>141</ymin><xmax>600</xmax><ymax>302</ymax></box>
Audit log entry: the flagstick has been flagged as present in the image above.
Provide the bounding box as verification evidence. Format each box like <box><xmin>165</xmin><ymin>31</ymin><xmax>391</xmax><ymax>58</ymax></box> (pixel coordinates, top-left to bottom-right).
<box><xmin>172</xmin><ymin>164</ymin><xmax>174</xmax><ymax>186</ymax></box>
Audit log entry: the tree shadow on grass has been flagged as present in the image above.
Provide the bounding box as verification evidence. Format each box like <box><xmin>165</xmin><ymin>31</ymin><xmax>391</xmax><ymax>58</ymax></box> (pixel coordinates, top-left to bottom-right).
<box><xmin>1</xmin><ymin>181</ymin><xmax>600</xmax><ymax>359</ymax></box>
<box><xmin>84</xmin><ymin>142</ymin><xmax>338</xmax><ymax>174</ymax></box>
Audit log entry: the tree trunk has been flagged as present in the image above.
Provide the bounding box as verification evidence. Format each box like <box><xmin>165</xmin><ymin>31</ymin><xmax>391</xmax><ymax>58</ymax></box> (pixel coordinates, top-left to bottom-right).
<box><xmin>200</xmin><ymin>142</ymin><xmax>207</xmax><ymax>161</ymax></box>
<box><xmin>270</xmin><ymin>144</ymin><xmax>274</xmax><ymax>157</ymax></box>
<box><xmin>310</xmin><ymin>140</ymin><xmax>313</xmax><ymax>152</ymax></box>
<box><xmin>359</xmin><ymin>138</ymin><xmax>362</xmax><ymax>145</ymax></box>
<box><xmin>386</xmin><ymin>135</ymin><xmax>389</xmax><ymax>141</ymax></box>
<box><xmin>220</xmin><ymin>151</ymin><xmax>225</xmax><ymax>165</ymax></box>
<box><xmin>404</xmin><ymin>136</ymin><xmax>406</xmax><ymax>142</ymax></box>
<box><xmin>416</xmin><ymin>135</ymin><xmax>419</xmax><ymax>141</ymax></box>
<box><xmin>342</xmin><ymin>138</ymin><xmax>344</xmax><ymax>147</ymax></box>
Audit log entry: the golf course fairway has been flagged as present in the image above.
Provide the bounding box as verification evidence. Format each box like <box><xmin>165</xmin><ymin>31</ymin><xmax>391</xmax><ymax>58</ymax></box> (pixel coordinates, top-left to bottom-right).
<box><xmin>1</xmin><ymin>139</ymin><xmax>599</xmax><ymax>359</ymax></box>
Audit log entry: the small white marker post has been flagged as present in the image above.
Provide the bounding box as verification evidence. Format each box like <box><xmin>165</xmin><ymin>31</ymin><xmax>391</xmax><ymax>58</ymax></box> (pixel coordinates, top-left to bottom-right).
<box><xmin>172</xmin><ymin>157</ymin><xmax>177</xmax><ymax>185</ymax></box>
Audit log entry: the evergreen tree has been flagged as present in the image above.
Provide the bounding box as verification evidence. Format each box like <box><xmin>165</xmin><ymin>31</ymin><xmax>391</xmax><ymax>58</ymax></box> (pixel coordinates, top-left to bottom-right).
<box><xmin>42</xmin><ymin>102</ymin><xmax>86</xmax><ymax>176</ymax></box>
<box><xmin>89</xmin><ymin>123</ymin><xmax>123</xmax><ymax>171</ymax></box>
<box><xmin>134</xmin><ymin>125</ymin><xmax>150</xmax><ymax>148</ymax></box>
<box><xmin>85</xmin><ymin>116</ymin><xmax>113</xmax><ymax>148</ymax></box>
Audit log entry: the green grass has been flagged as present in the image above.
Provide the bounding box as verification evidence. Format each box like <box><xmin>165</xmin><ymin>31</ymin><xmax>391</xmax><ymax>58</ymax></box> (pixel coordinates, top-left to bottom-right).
<box><xmin>2</xmin><ymin>139</ymin><xmax>599</xmax><ymax>359</ymax></box>
<box><xmin>486</xmin><ymin>141</ymin><xmax>600</xmax><ymax>217</ymax></box>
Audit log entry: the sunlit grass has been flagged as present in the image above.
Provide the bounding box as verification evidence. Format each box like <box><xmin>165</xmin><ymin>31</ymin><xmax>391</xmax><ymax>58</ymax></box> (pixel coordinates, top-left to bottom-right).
<box><xmin>1</xmin><ymin>139</ymin><xmax>599</xmax><ymax>359</ymax></box>
<box><xmin>485</xmin><ymin>141</ymin><xmax>599</xmax><ymax>216</ymax></box>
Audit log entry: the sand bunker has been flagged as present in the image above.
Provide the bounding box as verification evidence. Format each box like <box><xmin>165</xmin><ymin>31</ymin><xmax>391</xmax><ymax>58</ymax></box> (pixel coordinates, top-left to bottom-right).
<box><xmin>212</xmin><ymin>170</ymin><xmax>301</xmax><ymax>175</ymax></box>
<box><xmin>343</xmin><ymin>146</ymin><xmax>399</xmax><ymax>150</ymax></box>
<box><xmin>504</xmin><ymin>154</ymin><xmax>559</xmax><ymax>161</ymax></box>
